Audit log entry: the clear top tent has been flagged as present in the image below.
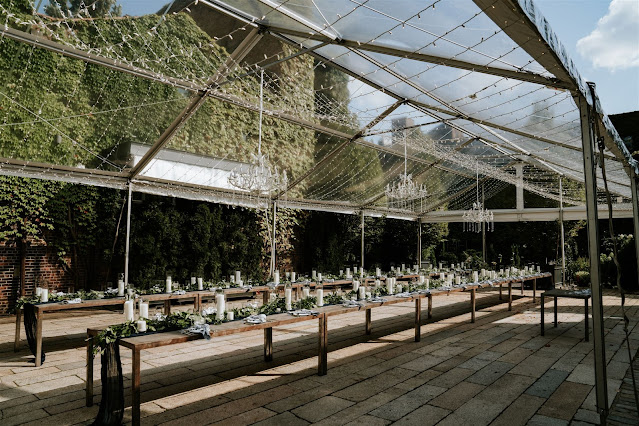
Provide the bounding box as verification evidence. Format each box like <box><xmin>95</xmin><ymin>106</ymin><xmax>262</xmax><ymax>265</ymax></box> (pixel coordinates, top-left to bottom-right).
<box><xmin>0</xmin><ymin>0</ymin><xmax>637</xmax><ymax>220</ymax></box>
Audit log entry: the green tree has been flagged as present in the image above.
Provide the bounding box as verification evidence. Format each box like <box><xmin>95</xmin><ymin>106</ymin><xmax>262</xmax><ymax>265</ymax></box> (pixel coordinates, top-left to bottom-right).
<box><xmin>44</xmin><ymin>0</ymin><xmax>122</xmax><ymax>18</ymax></box>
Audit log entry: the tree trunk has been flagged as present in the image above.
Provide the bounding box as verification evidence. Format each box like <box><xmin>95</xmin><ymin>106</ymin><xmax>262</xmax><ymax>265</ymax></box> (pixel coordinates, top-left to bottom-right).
<box><xmin>19</xmin><ymin>238</ymin><xmax>26</xmax><ymax>297</ymax></box>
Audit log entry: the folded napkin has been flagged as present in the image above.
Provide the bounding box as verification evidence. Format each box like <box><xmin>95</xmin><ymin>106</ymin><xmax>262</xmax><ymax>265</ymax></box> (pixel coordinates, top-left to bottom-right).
<box><xmin>245</xmin><ymin>314</ymin><xmax>267</xmax><ymax>324</ymax></box>
<box><xmin>369</xmin><ymin>297</ymin><xmax>387</xmax><ymax>303</ymax></box>
<box><xmin>289</xmin><ymin>309</ymin><xmax>319</xmax><ymax>317</ymax></box>
<box><xmin>342</xmin><ymin>300</ymin><xmax>363</xmax><ymax>307</ymax></box>
<box><xmin>184</xmin><ymin>324</ymin><xmax>210</xmax><ymax>340</ymax></box>
<box><xmin>202</xmin><ymin>307</ymin><xmax>217</xmax><ymax>316</ymax></box>
<box><xmin>63</xmin><ymin>298</ymin><xmax>82</xmax><ymax>304</ymax></box>
<box><xmin>394</xmin><ymin>292</ymin><xmax>412</xmax><ymax>298</ymax></box>
<box><xmin>173</xmin><ymin>290</ymin><xmax>186</xmax><ymax>295</ymax></box>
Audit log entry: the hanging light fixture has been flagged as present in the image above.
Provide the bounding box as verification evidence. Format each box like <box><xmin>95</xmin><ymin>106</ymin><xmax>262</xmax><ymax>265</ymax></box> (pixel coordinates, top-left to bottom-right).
<box><xmin>228</xmin><ymin>69</ymin><xmax>287</xmax><ymax>195</ymax></box>
<box><xmin>385</xmin><ymin>130</ymin><xmax>428</xmax><ymax>202</ymax></box>
<box><xmin>463</xmin><ymin>161</ymin><xmax>494</xmax><ymax>232</ymax></box>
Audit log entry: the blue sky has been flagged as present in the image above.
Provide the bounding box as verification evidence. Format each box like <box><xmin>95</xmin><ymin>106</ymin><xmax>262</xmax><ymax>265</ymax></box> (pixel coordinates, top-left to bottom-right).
<box><xmin>56</xmin><ymin>0</ymin><xmax>639</xmax><ymax>115</ymax></box>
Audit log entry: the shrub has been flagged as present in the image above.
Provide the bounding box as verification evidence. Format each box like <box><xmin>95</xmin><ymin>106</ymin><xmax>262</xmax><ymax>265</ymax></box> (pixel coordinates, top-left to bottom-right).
<box><xmin>574</xmin><ymin>271</ymin><xmax>590</xmax><ymax>286</ymax></box>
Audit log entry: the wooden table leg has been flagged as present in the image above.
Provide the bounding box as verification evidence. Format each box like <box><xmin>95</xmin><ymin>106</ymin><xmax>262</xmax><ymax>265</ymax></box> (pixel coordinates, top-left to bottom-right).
<box><xmin>86</xmin><ymin>333</ymin><xmax>94</xmax><ymax>407</ymax></box>
<box><xmin>132</xmin><ymin>348</ymin><xmax>141</xmax><ymax>426</ymax></box>
<box><xmin>415</xmin><ymin>298</ymin><xmax>421</xmax><ymax>342</ymax></box>
<box><xmin>296</xmin><ymin>285</ymin><xmax>301</xmax><ymax>300</ymax></box>
<box><xmin>194</xmin><ymin>295</ymin><xmax>200</xmax><ymax>313</ymax></box>
<box><xmin>318</xmin><ymin>314</ymin><xmax>327</xmax><ymax>376</ymax></box>
<box><xmin>14</xmin><ymin>309</ymin><xmax>21</xmax><ymax>352</ymax></box>
<box><xmin>35</xmin><ymin>310</ymin><xmax>43</xmax><ymax>367</ymax></box>
<box><xmin>584</xmin><ymin>298</ymin><xmax>589</xmax><ymax>342</ymax></box>
<box><xmin>521</xmin><ymin>279</ymin><xmax>524</xmax><ymax>295</ymax></box>
<box><xmin>508</xmin><ymin>282</ymin><xmax>512</xmax><ymax>311</ymax></box>
<box><xmin>470</xmin><ymin>289</ymin><xmax>476</xmax><ymax>323</ymax></box>
<box><xmin>264</xmin><ymin>328</ymin><xmax>273</xmax><ymax>361</ymax></box>
<box><xmin>554</xmin><ymin>296</ymin><xmax>558</xmax><ymax>328</ymax></box>
<box><xmin>262</xmin><ymin>290</ymin><xmax>270</xmax><ymax>305</ymax></box>
<box><xmin>533</xmin><ymin>279</ymin><xmax>537</xmax><ymax>302</ymax></box>
<box><xmin>365</xmin><ymin>309</ymin><xmax>371</xmax><ymax>335</ymax></box>
<box><xmin>499</xmin><ymin>283</ymin><xmax>502</xmax><ymax>300</ymax></box>
<box><xmin>541</xmin><ymin>294</ymin><xmax>545</xmax><ymax>336</ymax></box>
<box><xmin>427</xmin><ymin>295</ymin><xmax>432</xmax><ymax>319</ymax></box>
<box><xmin>164</xmin><ymin>300</ymin><xmax>171</xmax><ymax>315</ymax></box>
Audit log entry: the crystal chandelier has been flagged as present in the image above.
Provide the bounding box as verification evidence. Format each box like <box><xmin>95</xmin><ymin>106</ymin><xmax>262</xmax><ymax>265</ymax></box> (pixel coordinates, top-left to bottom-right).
<box><xmin>385</xmin><ymin>131</ymin><xmax>428</xmax><ymax>201</ymax></box>
<box><xmin>463</xmin><ymin>162</ymin><xmax>494</xmax><ymax>232</ymax></box>
<box><xmin>228</xmin><ymin>69</ymin><xmax>287</xmax><ymax>195</ymax></box>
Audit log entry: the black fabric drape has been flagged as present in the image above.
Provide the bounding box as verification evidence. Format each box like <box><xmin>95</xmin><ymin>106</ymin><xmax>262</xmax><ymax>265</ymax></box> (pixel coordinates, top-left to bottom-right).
<box><xmin>91</xmin><ymin>341</ymin><xmax>124</xmax><ymax>425</ymax></box>
<box><xmin>23</xmin><ymin>303</ymin><xmax>45</xmax><ymax>364</ymax></box>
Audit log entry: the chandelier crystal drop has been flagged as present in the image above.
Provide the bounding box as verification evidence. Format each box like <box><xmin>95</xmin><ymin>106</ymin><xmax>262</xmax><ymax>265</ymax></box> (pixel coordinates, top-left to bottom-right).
<box><xmin>385</xmin><ymin>131</ymin><xmax>428</xmax><ymax>202</ymax></box>
<box><xmin>463</xmin><ymin>162</ymin><xmax>494</xmax><ymax>233</ymax></box>
<box><xmin>228</xmin><ymin>69</ymin><xmax>287</xmax><ymax>195</ymax></box>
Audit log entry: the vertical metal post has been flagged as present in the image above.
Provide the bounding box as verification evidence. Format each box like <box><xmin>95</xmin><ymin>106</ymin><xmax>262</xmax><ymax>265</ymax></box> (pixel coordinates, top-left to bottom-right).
<box><xmin>417</xmin><ymin>219</ymin><xmax>422</xmax><ymax>267</ymax></box>
<box><xmin>361</xmin><ymin>210</ymin><xmax>365</xmax><ymax>271</ymax></box>
<box><xmin>271</xmin><ymin>201</ymin><xmax>277</xmax><ymax>277</ymax></box>
<box><xmin>124</xmin><ymin>183</ymin><xmax>132</xmax><ymax>286</ymax></box>
<box><xmin>482</xmin><ymin>184</ymin><xmax>486</xmax><ymax>263</ymax></box>
<box><xmin>577</xmin><ymin>92</ymin><xmax>608</xmax><ymax>421</ymax></box>
<box><xmin>559</xmin><ymin>176</ymin><xmax>566</xmax><ymax>286</ymax></box>
<box><xmin>631</xmin><ymin>167</ymin><xmax>639</xmax><ymax>287</ymax></box>
<box><xmin>515</xmin><ymin>162</ymin><xmax>524</xmax><ymax>210</ymax></box>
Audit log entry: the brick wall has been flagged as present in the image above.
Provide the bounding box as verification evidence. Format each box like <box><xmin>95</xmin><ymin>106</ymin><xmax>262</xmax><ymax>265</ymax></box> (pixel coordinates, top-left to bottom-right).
<box><xmin>0</xmin><ymin>238</ymin><xmax>77</xmax><ymax>314</ymax></box>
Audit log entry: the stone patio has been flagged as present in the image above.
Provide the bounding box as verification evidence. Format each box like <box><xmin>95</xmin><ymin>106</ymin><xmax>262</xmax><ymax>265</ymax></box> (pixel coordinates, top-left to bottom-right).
<box><xmin>1</xmin><ymin>289</ymin><xmax>638</xmax><ymax>425</ymax></box>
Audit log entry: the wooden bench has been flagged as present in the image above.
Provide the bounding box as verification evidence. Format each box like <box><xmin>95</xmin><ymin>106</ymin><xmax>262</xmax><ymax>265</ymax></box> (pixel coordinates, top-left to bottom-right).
<box><xmin>541</xmin><ymin>288</ymin><xmax>591</xmax><ymax>341</ymax></box>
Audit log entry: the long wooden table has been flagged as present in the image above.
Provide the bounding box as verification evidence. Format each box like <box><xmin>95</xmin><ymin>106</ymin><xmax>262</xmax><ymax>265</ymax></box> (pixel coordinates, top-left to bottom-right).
<box><xmin>85</xmin><ymin>272</ymin><xmax>551</xmax><ymax>425</ymax></box>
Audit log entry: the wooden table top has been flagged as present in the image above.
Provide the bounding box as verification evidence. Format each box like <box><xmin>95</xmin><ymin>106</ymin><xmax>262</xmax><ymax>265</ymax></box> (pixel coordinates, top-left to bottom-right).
<box><xmin>542</xmin><ymin>288</ymin><xmax>591</xmax><ymax>299</ymax></box>
<box><xmin>33</xmin><ymin>297</ymin><xmax>127</xmax><ymax>312</ymax></box>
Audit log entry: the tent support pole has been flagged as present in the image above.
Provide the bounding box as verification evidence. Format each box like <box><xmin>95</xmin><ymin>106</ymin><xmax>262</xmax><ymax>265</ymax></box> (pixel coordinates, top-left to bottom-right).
<box><xmin>482</xmin><ymin>184</ymin><xmax>486</xmax><ymax>263</ymax></box>
<box><xmin>578</xmin><ymin>92</ymin><xmax>608</xmax><ymax>423</ymax></box>
<box><xmin>631</xmin><ymin>167</ymin><xmax>639</xmax><ymax>287</ymax></box>
<box><xmin>271</xmin><ymin>201</ymin><xmax>277</xmax><ymax>277</ymax></box>
<box><xmin>559</xmin><ymin>176</ymin><xmax>566</xmax><ymax>286</ymax></box>
<box><xmin>124</xmin><ymin>183</ymin><xmax>132</xmax><ymax>286</ymax></box>
<box><xmin>418</xmin><ymin>219</ymin><xmax>422</xmax><ymax>268</ymax></box>
<box><xmin>361</xmin><ymin>210</ymin><xmax>365</xmax><ymax>271</ymax></box>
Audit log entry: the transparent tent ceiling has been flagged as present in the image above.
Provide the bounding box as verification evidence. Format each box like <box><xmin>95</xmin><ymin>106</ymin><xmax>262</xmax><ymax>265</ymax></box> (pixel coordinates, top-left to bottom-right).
<box><xmin>0</xmin><ymin>0</ymin><xmax>636</xmax><ymax>220</ymax></box>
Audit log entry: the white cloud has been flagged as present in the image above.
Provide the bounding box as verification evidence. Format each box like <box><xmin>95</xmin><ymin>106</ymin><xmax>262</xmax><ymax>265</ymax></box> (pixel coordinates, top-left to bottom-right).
<box><xmin>576</xmin><ymin>0</ymin><xmax>639</xmax><ymax>71</ymax></box>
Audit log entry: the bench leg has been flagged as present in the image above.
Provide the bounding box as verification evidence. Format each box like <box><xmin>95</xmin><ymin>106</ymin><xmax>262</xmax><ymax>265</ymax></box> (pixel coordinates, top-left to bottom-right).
<box><xmin>427</xmin><ymin>295</ymin><xmax>432</xmax><ymax>319</ymax></box>
<box><xmin>533</xmin><ymin>279</ymin><xmax>537</xmax><ymax>302</ymax></box>
<box><xmin>585</xmin><ymin>299</ymin><xmax>589</xmax><ymax>342</ymax></box>
<box><xmin>194</xmin><ymin>295</ymin><xmax>200</xmax><ymax>313</ymax></box>
<box><xmin>264</xmin><ymin>328</ymin><xmax>273</xmax><ymax>361</ymax></box>
<box><xmin>470</xmin><ymin>289</ymin><xmax>476</xmax><ymax>323</ymax></box>
<box><xmin>521</xmin><ymin>280</ymin><xmax>524</xmax><ymax>295</ymax></box>
<box><xmin>318</xmin><ymin>314</ymin><xmax>327</xmax><ymax>376</ymax></box>
<box><xmin>541</xmin><ymin>295</ymin><xmax>545</xmax><ymax>336</ymax></box>
<box><xmin>262</xmin><ymin>290</ymin><xmax>269</xmax><ymax>306</ymax></box>
<box><xmin>365</xmin><ymin>309</ymin><xmax>371</xmax><ymax>335</ymax></box>
<box><xmin>415</xmin><ymin>298</ymin><xmax>421</xmax><ymax>342</ymax></box>
<box><xmin>164</xmin><ymin>300</ymin><xmax>171</xmax><ymax>315</ymax></box>
<box><xmin>132</xmin><ymin>348</ymin><xmax>141</xmax><ymax>426</ymax></box>
<box><xmin>35</xmin><ymin>312</ymin><xmax>43</xmax><ymax>367</ymax></box>
<box><xmin>14</xmin><ymin>309</ymin><xmax>21</xmax><ymax>352</ymax></box>
<box><xmin>554</xmin><ymin>297</ymin><xmax>558</xmax><ymax>328</ymax></box>
<box><xmin>508</xmin><ymin>282</ymin><xmax>512</xmax><ymax>311</ymax></box>
<box><xmin>86</xmin><ymin>334</ymin><xmax>94</xmax><ymax>407</ymax></box>
<box><xmin>499</xmin><ymin>283</ymin><xmax>502</xmax><ymax>300</ymax></box>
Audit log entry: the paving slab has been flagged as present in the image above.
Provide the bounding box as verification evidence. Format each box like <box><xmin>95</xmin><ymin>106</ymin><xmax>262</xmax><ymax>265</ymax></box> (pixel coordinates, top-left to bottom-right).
<box><xmin>525</xmin><ymin>368</ymin><xmax>570</xmax><ymax>398</ymax></box>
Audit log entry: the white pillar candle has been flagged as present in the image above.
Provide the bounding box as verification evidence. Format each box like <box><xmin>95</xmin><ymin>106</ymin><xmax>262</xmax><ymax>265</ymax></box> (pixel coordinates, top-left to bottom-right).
<box><xmin>451</xmin><ymin>264</ymin><xmax>455</xmax><ymax>269</ymax></box>
<box><xmin>425</xmin><ymin>278</ymin><xmax>430</xmax><ymax>289</ymax></box>
<box><xmin>41</xmin><ymin>288</ymin><xmax>49</xmax><ymax>303</ymax></box>
<box><xmin>461</xmin><ymin>262</ymin><xmax>465</xmax><ymax>269</ymax></box>
<box><xmin>375</xmin><ymin>279</ymin><xmax>381</xmax><ymax>288</ymax></box>
<box><xmin>401</xmin><ymin>263</ymin><xmax>406</xmax><ymax>271</ymax></box>
<box><xmin>165</xmin><ymin>276</ymin><xmax>172</xmax><ymax>293</ymax></box>
<box><xmin>274</xmin><ymin>270</ymin><xmax>280</xmax><ymax>285</ymax></box>
<box><xmin>438</xmin><ymin>262</ymin><xmax>443</xmax><ymax>270</ymax></box>
<box><xmin>285</xmin><ymin>287</ymin><xmax>292</xmax><ymax>311</ymax></box>
<box><xmin>500</xmin><ymin>269</ymin><xmax>504</xmax><ymax>275</ymax></box>
<box><xmin>439</xmin><ymin>272</ymin><xmax>445</xmax><ymax>280</ymax></box>
<box><xmin>216</xmin><ymin>293</ymin><xmax>225</xmax><ymax>316</ymax></box>
<box><xmin>139</xmin><ymin>302</ymin><xmax>149</xmax><ymax>319</ymax></box>
<box><xmin>136</xmin><ymin>319</ymin><xmax>147</xmax><ymax>333</ymax></box>
<box><xmin>505</xmin><ymin>270</ymin><xmax>510</xmax><ymax>278</ymax></box>
<box><xmin>396</xmin><ymin>284</ymin><xmax>403</xmax><ymax>294</ymax></box>
<box><xmin>358</xmin><ymin>286</ymin><xmax>366</xmax><ymax>300</ymax></box>
<box><xmin>227</xmin><ymin>311</ymin><xmax>234</xmax><ymax>321</ymax></box>
<box><xmin>473</xmin><ymin>271</ymin><xmax>479</xmax><ymax>282</ymax></box>
<box><xmin>346</xmin><ymin>267</ymin><xmax>351</xmax><ymax>278</ymax></box>
<box><xmin>360</xmin><ymin>269</ymin><xmax>364</xmax><ymax>278</ymax></box>
<box><xmin>197</xmin><ymin>277</ymin><xmax>203</xmax><ymax>290</ymax></box>
<box><xmin>352</xmin><ymin>280</ymin><xmax>360</xmax><ymax>292</ymax></box>
<box><xmin>118</xmin><ymin>279</ymin><xmax>125</xmax><ymax>296</ymax></box>
<box><xmin>302</xmin><ymin>287</ymin><xmax>310</xmax><ymax>298</ymax></box>
<box><xmin>291</xmin><ymin>272</ymin><xmax>296</xmax><ymax>282</ymax></box>
<box><xmin>124</xmin><ymin>300</ymin><xmax>134</xmax><ymax>321</ymax></box>
<box><xmin>311</xmin><ymin>270</ymin><xmax>316</xmax><ymax>280</ymax></box>
<box><xmin>387</xmin><ymin>278</ymin><xmax>394</xmax><ymax>295</ymax></box>
<box><xmin>317</xmin><ymin>273</ymin><xmax>322</xmax><ymax>281</ymax></box>
<box><xmin>35</xmin><ymin>287</ymin><xmax>42</xmax><ymax>296</ymax></box>
<box><xmin>537</xmin><ymin>265</ymin><xmax>541</xmax><ymax>273</ymax></box>
<box><xmin>455</xmin><ymin>276</ymin><xmax>461</xmax><ymax>285</ymax></box>
<box><xmin>481</xmin><ymin>269</ymin><xmax>486</xmax><ymax>277</ymax></box>
<box><xmin>376</xmin><ymin>267</ymin><xmax>381</xmax><ymax>277</ymax></box>
<box><xmin>191</xmin><ymin>276</ymin><xmax>196</xmax><ymax>286</ymax></box>
<box><xmin>419</xmin><ymin>275</ymin><xmax>425</xmax><ymax>284</ymax></box>
<box><xmin>339</xmin><ymin>269</ymin><xmax>344</xmax><ymax>276</ymax></box>
<box><xmin>354</xmin><ymin>266</ymin><xmax>358</xmax><ymax>274</ymax></box>
<box><xmin>235</xmin><ymin>271</ymin><xmax>241</xmax><ymax>283</ymax></box>
<box><xmin>230</xmin><ymin>275</ymin><xmax>235</xmax><ymax>283</ymax></box>
<box><xmin>317</xmin><ymin>289</ymin><xmax>324</xmax><ymax>307</ymax></box>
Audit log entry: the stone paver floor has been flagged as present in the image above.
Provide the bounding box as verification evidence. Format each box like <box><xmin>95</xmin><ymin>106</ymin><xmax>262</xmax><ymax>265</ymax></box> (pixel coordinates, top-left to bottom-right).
<box><xmin>1</xmin><ymin>289</ymin><xmax>638</xmax><ymax>425</ymax></box>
